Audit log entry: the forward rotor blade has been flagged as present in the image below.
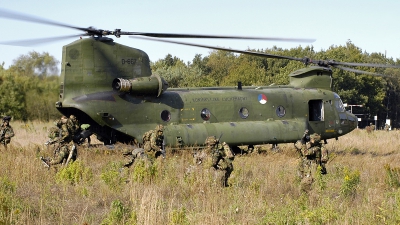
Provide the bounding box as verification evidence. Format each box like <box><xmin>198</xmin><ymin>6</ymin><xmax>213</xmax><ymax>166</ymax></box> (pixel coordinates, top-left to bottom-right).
<box><xmin>0</xmin><ymin>34</ymin><xmax>86</xmax><ymax>46</ymax></box>
<box><xmin>328</xmin><ymin>61</ymin><xmax>400</xmax><ymax>68</ymax></box>
<box><xmin>129</xmin><ymin>36</ymin><xmax>304</xmax><ymax>61</ymax></box>
<box><xmin>0</xmin><ymin>7</ymin><xmax>316</xmax><ymax>44</ymax></box>
<box><xmin>332</xmin><ymin>65</ymin><xmax>388</xmax><ymax>77</ymax></box>
<box><xmin>125</xmin><ymin>32</ymin><xmax>315</xmax><ymax>43</ymax></box>
<box><xmin>0</xmin><ymin>8</ymin><xmax>88</xmax><ymax>32</ymax></box>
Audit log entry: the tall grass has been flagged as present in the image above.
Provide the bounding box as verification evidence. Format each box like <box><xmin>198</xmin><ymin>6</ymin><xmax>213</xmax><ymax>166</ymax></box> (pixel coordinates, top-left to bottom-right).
<box><xmin>1</xmin><ymin>122</ymin><xmax>400</xmax><ymax>224</ymax></box>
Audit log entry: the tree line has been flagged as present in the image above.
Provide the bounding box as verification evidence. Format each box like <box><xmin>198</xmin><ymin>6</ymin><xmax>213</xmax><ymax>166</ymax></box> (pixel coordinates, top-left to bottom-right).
<box><xmin>1</xmin><ymin>41</ymin><xmax>400</xmax><ymax>127</ymax></box>
<box><xmin>0</xmin><ymin>51</ymin><xmax>61</xmax><ymax>121</ymax></box>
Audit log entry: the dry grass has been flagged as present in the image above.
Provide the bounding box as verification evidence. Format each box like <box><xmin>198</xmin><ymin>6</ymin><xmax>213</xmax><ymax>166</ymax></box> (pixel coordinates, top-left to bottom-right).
<box><xmin>1</xmin><ymin>122</ymin><xmax>400</xmax><ymax>224</ymax></box>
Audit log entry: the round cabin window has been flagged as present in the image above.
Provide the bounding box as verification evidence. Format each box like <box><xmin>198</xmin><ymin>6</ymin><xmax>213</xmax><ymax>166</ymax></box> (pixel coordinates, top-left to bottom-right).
<box><xmin>161</xmin><ymin>110</ymin><xmax>171</xmax><ymax>122</ymax></box>
<box><xmin>200</xmin><ymin>108</ymin><xmax>211</xmax><ymax>121</ymax></box>
<box><xmin>239</xmin><ymin>107</ymin><xmax>249</xmax><ymax>119</ymax></box>
<box><xmin>276</xmin><ymin>105</ymin><xmax>286</xmax><ymax>118</ymax></box>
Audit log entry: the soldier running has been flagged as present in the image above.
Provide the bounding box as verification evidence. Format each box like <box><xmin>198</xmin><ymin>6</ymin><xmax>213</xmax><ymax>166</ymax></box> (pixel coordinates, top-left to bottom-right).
<box><xmin>0</xmin><ymin>116</ymin><xmax>14</xmax><ymax>148</ymax></box>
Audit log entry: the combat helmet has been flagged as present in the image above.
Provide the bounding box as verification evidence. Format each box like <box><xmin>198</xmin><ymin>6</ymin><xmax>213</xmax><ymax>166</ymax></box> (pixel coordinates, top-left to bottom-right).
<box><xmin>155</xmin><ymin>124</ymin><xmax>164</xmax><ymax>132</ymax></box>
<box><xmin>48</xmin><ymin>127</ymin><xmax>60</xmax><ymax>139</ymax></box>
<box><xmin>205</xmin><ymin>136</ymin><xmax>217</xmax><ymax>145</ymax></box>
<box><xmin>61</xmin><ymin>116</ymin><xmax>68</xmax><ymax>124</ymax></box>
<box><xmin>69</xmin><ymin>115</ymin><xmax>78</xmax><ymax>123</ymax></box>
<box><xmin>309</xmin><ymin>133</ymin><xmax>321</xmax><ymax>142</ymax></box>
<box><xmin>2</xmin><ymin>116</ymin><xmax>11</xmax><ymax>122</ymax></box>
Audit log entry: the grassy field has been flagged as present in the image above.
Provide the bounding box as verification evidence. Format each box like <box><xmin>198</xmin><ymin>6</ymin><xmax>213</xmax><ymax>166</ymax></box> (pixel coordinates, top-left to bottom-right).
<box><xmin>1</xmin><ymin>121</ymin><xmax>400</xmax><ymax>224</ymax></box>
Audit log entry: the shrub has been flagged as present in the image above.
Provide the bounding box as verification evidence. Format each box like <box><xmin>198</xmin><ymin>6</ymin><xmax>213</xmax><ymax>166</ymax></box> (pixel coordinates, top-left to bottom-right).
<box><xmin>315</xmin><ymin>165</ymin><xmax>327</xmax><ymax>191</ymax></box>
<box><xmin>56</xmin><ymin>160</ymin><xmax>93</xmax><ymax>185</ymax></box>
<box><xmin>131</xmin><ymin>159</ymin><xmax>158</xmax><ymax>183</ymax></box>
<box><xmin>384</xmin><ymin>164</ymin><xmax>400</xmax><ymax>189</ymax></box>
<box><xmin>100</xmin><ymin>162</ymin><xmax>127</xmax><ymax>192</ymax></box>
<box><xmin>101</xmin><ymin>200</ymin><xmax>130</xmax><ymax>225</ymax></box>
<box><xmin>168</xmin><ymin>207</ymin><xmax>189</xmax><ymax>225</ymax></box>
<box><xmin>340</xmin><ymin>167</ymin><xmax>360</xmax><ymax>197</ymax></box>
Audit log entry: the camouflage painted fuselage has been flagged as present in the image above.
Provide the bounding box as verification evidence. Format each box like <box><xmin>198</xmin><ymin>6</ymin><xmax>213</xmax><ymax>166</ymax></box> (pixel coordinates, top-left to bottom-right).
<box><xmin>56</xmin><ymin>38</ymin><xmax>357</xmax><ymax>147</ymax></box>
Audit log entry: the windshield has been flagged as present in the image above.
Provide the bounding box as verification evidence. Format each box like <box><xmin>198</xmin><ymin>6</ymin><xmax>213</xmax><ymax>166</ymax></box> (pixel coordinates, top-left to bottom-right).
<box><xmin>334</xmin><ymin>93</ymin><xmax>345</xmax><ymax>112</ymax></box>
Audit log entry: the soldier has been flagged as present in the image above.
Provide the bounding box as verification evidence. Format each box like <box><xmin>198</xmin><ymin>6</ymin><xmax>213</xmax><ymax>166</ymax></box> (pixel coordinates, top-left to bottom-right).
<box><xmin>384</xmin><ymin>123</ymin><xmax>390</xmax><ymax>132</ymax></box>
<box><xmin>370</xmin><ymin>122</ymin><xmax>375</xmax><ymax>131</ymax></box>
<box><xmin>122</xmin><ymin>147</ymin><xmax>148</xmax><ymax>168</ymax></box>
<box><xmin>41</xmin><ymin>116</ymin><xmax>77</xmax><ymax>167</ymax></box>
<box><xmin>0</xmin><ymin>116</ymin><xmax>14</xmax><ymax>148</ymax></box>
<box><xmin>143</xmin><ymin>125</ymin><xmax>165</xmax><ymax>158</ymax></box>
<box><xmin>295</xmin><ymin>132</ymin><xmax>328</xmax><ymax>193</ymax></box>
<box><xmin>205</xmin><ymin>136</ymin><xmax>235</xmax><ymax>187</ymax></box>
<box><xmin>67</xmin><ymin>114</ymin><xmax>81</xmax><ymax>143</ymax></box>
<box><xmin>192</xmin><ymin>136</ymin><xmax>216</xmax><ymax>165</ymax></box>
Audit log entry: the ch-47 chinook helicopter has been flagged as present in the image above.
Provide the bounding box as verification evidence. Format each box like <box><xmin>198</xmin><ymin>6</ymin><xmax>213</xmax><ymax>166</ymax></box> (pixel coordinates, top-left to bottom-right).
<box><xmin>2</xmin><ymin>9</ymin><xmax>400</xmax><ymax>149</ymax></box>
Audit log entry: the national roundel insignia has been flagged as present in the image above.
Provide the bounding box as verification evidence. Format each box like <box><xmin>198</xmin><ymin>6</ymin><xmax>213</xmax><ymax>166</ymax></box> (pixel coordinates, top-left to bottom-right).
<box><xmin>258</xmin><ymin>94</ymin><xmax>267</xmax><ymax>104</ymax></box>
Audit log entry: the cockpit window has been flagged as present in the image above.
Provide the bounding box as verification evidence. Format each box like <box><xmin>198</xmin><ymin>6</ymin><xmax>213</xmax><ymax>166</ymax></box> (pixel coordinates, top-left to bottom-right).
<box><xmin>334</xmin><ymin>93</ymin><xmax>345</xmax><ymax>112</ymax></box>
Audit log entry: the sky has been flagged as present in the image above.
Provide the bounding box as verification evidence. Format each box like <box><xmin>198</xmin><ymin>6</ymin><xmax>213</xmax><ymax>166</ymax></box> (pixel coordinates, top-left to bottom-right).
<box><xmin>1</xmin><ymin>0</ymin><xmax>399</xmax><ymax>71</ymax></box>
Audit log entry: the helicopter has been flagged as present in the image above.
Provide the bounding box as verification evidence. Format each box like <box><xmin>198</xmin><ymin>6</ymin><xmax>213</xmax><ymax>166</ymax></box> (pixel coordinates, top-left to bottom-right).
<box><xmin>1</xmin><ymin>9</ymin><xmax>399</xmax><ymax>150</ymax></box>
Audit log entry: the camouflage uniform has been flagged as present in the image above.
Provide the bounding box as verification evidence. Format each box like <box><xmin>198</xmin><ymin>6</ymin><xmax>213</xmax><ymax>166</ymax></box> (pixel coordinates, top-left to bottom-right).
<box><xmin>67</xmin><ymin>115</ymin><xmax>81</xmax><ymax>136</ymax></box>
<box><xmin>143</xmin><ymin>125</ymin><xmax>164</xmax><ymax>158</ymax></box>
<box><xmin>205</xmin><ymin>136</ymin><xmax>235</xmax><ymax>187</ymax></box>
<box><xmin>384</xmin><ymin>123</ymin><xmax>390</xmax><ymax>132</ymax></box>
<box><xmin>370</xmin><ymin>123</ymin><xmax>375</xmax><ymax>131</ymax></box>
<box><xmin>123</xmin><ymin>147</ymin><xmax>148</xmax><ymax>167</ymax></box>
<box><xmin>193</xmin><ymin>136</ymin><xmax>215</xmax><ymax>165</ymax></box>
<box><xmin>42</xmin><ymin>117</ymin><xmax>76</xmax><ymax>166</ymax></box>
<box><xmin>0</xmin><ymin>116</ymin><xmax>14</xmax><ymax>147</ymax></box>
<box><xmin>296</xmin><ymin>133</ymin><xmax>328</xmax><ymax>193</ymax></box>
<box><xmin>67</xmin><ymin>114</ymin><xmax>82</xmax><ymax>145</ymax></box>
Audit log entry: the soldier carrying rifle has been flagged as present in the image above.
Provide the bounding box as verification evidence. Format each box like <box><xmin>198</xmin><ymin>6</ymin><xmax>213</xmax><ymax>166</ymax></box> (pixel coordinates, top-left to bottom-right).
<box><xmin>203</xmin><ymin>135</ymin><xmax>235</xmax><ymax>187</ymax></box>
<box><xmin>41</xmin><ymin>116</ymin><xmax>77</xmax><ymax>167</ymax></box>
<box><xmin>0</xmin><ymin>116</ymin><xmax>14</xmax><ymax>148</ymax></box>
<box><xmin>295</xmin><ymin>129</ymin><xmax>329</xmax><ymax>193</ymax></box>
<box><xmin>143</xmin><ymin>124</ymin><xmax>165</xmax><ymax>159</ymax></box>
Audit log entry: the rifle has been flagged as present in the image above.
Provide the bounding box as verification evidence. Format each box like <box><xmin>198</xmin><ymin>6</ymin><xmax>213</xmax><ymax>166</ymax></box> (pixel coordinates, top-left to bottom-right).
<box><xmin>65</xmin><ymin>144</ymin><xmax>76</xmax><ymax>166</ymax></box>
<box><xmin>161</xmin><ymin>139</ymin><xmax>166</xmax><ymax>159</ymax></box>
<box><xmin>213</xmin><ymin>133</ymin><xmax>223</xmax><ymax>154</ymax></box>
<box><xmin>44</xmin><ymin>139</ymin><xmax>54</xmax><ymax>146</ymax></box>
<box><xmin>300</xmin><ymin>129</ymin><xmax>309</xmax><ymax>144</ymax></box>
<box><xmin>40</xmin><ymin>157</ymin><xmax>50</xmax><ymax>168</ymax></box>
<box><xmin>0</xmin><ymin>128</ymin><xmax>6</xmax><ymax>143</ymax></box>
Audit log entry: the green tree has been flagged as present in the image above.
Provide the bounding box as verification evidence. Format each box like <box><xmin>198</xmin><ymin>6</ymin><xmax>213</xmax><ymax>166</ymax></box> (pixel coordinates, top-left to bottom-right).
<box><xmin>12</xmin><ymin>51</ymin><xmax>59</xmax><ymax>77</ymax></box>
<box><xmin>0</xmin><ymin>73</ymin><xmax>27</xmax><ymax>120</ymax></box>
<box><xmin>0</xmin><ymin>52</ymin><xmax>61</xmax><ymax>121</ymax></box>
<box><xmin>205</xmin><ymin>50</ymin><xmax>236</xmax><ymax>86</ymax></box>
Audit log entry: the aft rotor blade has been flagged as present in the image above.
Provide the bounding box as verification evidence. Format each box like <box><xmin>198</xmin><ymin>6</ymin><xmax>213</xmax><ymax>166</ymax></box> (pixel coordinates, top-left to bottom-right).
<box><xmin>125</xmin><ymin>32</ymin><xmax>315</xmax><ymax>43</ymax></box>
<box><xmin>0</xmin><ymin>8</ymin><xmax>88</xmax><ymax>32</ymax></box>
<box><xmin>129</xmin><ymin>36</ymin><xmax>304</xmax><ymax>61</ymax></box>
<box><xmin>332</xmin><ymin>65</ymin><xmax>388</xmax><ymax>77</ymax></box>
<box><xmin>0</xmin><ymin>34</ymin><xmax>86</xmax><ymax>46</ymax></box>
<box><xmin>328</xmin><ymin>61</ymin><xmax>400</xmax><ymax>68</ymax></box>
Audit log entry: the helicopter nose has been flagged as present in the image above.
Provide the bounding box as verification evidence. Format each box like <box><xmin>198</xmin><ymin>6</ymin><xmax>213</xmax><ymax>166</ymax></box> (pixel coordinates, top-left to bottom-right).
<box><xmin>346</xmin><ymin>112</ymin><xmax>358</xmax><ymax>131</ymax></box>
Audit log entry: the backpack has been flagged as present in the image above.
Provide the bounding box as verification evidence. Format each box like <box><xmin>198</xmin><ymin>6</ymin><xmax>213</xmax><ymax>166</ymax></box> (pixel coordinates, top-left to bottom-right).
<box><xmin>142</xmin><ymin>130</ymin><xmax>153</xmax><ymax>143</ymax></box>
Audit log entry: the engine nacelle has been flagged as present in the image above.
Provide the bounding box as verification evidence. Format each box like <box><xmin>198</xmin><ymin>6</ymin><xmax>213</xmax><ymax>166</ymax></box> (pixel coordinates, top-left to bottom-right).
<box><xmin>112</xmin><ymin>74</ymin><xmax>168</xmax><ymax>97</ymax></box>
